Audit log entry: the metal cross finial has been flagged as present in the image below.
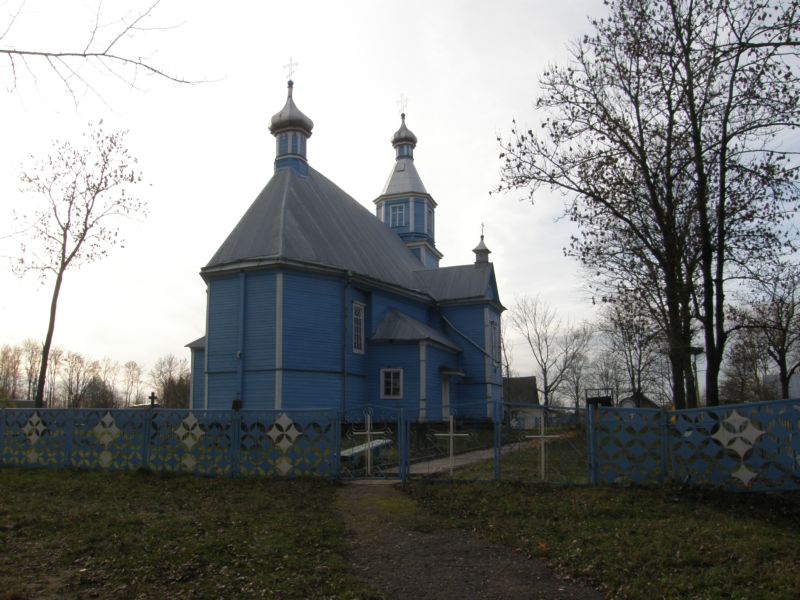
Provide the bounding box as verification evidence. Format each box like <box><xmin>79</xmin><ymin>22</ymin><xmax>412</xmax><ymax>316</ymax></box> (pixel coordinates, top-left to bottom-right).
<box><xmin>397</xmin><ymin>93</ymin><xmax>408</xmax><ymax>116</ymax></box>
<box><xmin>283</xmin><ymin>57</ymin><xmax>299</xmax><ymax>80</ymax></box>
<box><xmin>481</xmin><ymin>222</ymin><xmax>485</xmax><ymax>237</ymax></box>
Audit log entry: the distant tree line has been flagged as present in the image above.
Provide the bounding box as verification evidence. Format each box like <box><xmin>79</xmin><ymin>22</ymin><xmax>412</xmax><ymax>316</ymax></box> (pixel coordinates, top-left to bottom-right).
<box><xmin>506</xmin><ymin>265</ymin><xmax>800</xmax><ymax>409</ymax></box>
<box><xmin>0</xmin><ymin>341</ymin><xmax>189</xmax><ymax>409</ymax></box>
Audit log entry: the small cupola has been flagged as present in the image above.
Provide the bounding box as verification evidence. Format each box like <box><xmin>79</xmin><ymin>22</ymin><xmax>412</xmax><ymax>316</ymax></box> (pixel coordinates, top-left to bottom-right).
<box><xmin>269</xmin><ymin>80</ymin><xmax>314</xmax><ymax>175</ymax></box>
<box><xmin>473</xmin><ymin>235</ymin><xmax>491</xmax><ymax>264</ymax></box>
<box><xmin>391</xmin><ymin>113</ymin><xmax>417</xmax><ymax>160</ymax></box>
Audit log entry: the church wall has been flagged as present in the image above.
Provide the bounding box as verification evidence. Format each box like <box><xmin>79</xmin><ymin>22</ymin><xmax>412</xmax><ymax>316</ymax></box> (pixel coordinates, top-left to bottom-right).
<box><xmin>441</xmin><ymin>304</ymin><xmax>493</xmax><ymax>417</ymax></box>
<box><xmin>243</xmin><ymin>372</ymin><xmax>275</xmax><ymax>410</ymax></box>
<box><xmin>206</xmin><ymin>275</ymin><xmax>240</xmax><ymax>407</ymax></box>
<box><xmin>369</xmin><ymin>291</ymin><xmax>430</xmax><ymax>332</ymax></box>
<box><xmin>424</xmin><ymin>344</ymin><xmax>460</xmax><ymax>422</ymax></box>
<box><xmin>283</xmin><ymin>371</ymin><xmax>343</xmax><ymax>411</ymax></box>
<box><xmin>243</xmin><ymin>272</ymin><xmax>276</xmax><ymax>372</ymax></box>
<box><xmin>282</xmin><ymin>272</ymin><xmax>343</xmax><ymax>373</ymax></box>
<box><xmin>368</xmin><ymin>343</ymin><xmax>420</xmax><ymax>418</ymax></box>
<box><xmin>190</xmin><ymin>349</ymin><xmax>204</xmax><ymax>410</ymax></box>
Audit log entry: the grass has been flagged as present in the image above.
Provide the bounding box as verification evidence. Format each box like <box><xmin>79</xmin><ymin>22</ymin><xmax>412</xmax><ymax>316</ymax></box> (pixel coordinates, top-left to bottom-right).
<box><xmin>405</xmin><ymin>481</ymin><xmax>800</xmax><ymax>599</ymax></box>
<box><xmin>0</xmin><ymin>468</ymin><xmax>373</xmax><ymax>599</ymax></box>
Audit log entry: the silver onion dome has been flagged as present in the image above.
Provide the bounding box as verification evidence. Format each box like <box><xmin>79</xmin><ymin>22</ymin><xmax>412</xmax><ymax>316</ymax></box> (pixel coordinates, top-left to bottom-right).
<box><xmin>391</xmin><ymin>113</ymin><xmax>417</xmax><ymax>147</ymax></box>
<box><xmin>269</xmin><ymin>80</ymin><xmax>314</xmax><ymax>136</ymax></box>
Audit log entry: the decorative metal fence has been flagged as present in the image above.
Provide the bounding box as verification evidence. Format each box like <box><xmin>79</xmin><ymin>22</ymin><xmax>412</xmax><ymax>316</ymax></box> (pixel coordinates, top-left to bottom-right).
<box><xmin>1</xmin><ymin>408</ymin><xmax>338</xmax><ymax>478</ymax></box>
<box><xmin>589</xmin><ymin>398</ymin><xmax>800</xmax><ymax>491</ymax></box>
<box><xmin>0</xmin><ymin>403</ymin><xmax>593</xmax><ymax>483</ymax></box>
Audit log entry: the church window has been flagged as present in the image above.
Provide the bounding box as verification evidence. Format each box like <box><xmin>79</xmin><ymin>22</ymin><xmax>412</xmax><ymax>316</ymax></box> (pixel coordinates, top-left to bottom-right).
<box><xmin>380</xmin><ymin>369</ymin><xmax>403</xmax><ymax>399</ymax></box>
<box><xmin>426</xmin><ymin>207</ymin><xmax>434</xmax><ymax>235</ymax></box>
<box><xmin>389</xmin><ymin>204</ymin><xmax>406</xmax><ymax>228</ymax></box>
<box><xmin>353</xmin><ymin>302</ymin><xmax>365</xmax><ymax>354</ymax></box>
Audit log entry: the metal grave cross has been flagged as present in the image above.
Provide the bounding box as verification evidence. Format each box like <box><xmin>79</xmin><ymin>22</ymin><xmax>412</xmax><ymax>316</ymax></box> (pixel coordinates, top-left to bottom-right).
<box><xmin>433</xmin><ymin>415</ymin><xmax>471</xmax><ymax>476</ymax></box>
<box><xmin>351</xmin><ymin>412</ymin><xmax>388</xmax><ymax>476</ymax></box>
<box><xmin>523</xmin><ymin>410</ymin><xmax>560</xmax><ymax>481</ymax></box>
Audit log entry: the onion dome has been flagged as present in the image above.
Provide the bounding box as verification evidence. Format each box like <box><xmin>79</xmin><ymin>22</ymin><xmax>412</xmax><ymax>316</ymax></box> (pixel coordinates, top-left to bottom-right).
<box><xmin>473</xmin><ymin>235</ymin><xmax>491</xmax><ymax>264</ymax></box>
<box><xmin>391</xmin><ymin>113</ymin><xmax>417</xmax><ymax>147</ymax></box>
<box><xmin>269</xmin><ymin>80</ymin><xmax>314</xmax><ymax>136</ymax></box>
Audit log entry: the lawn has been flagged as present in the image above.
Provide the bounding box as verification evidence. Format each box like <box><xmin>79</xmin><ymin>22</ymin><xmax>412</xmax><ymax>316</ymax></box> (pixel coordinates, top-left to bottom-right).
<box><xmin>406</xmin><ymin>481</ymin><xmax>800</xmax><ymax>600</ymax></box>
<box><xmin>0</xmin><ymin>468</ymin><xmax>373</xmax><ymax>599</ymax></box>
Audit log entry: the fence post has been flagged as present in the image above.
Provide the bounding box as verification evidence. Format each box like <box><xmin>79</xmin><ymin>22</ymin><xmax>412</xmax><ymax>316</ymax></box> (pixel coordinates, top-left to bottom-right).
<box><xmin>586</xmin><ymin>403</ymin><xmax>597</xmax><ymax>486</ymax></box>
<box><xmin>142</xmin><ymin>409</ymin><xmax>153</xmax><ymax>470</ymax></box>
<box><xmin>230</xmin><ymin>410</ymin><xmax>241</xmax><ymax>478</ymax></box>
<box><xmin>659</xmin><ymin>410</ymin><xmax>669</xmax><ymax>484</ymax></box>
<box><xmin>399</xmin><ymin>408</ymin><xmax>407</xmax><ymax>484</ymax></box>
<box><xmin>333</xmin><ymin>411</ymin><xmax>341</xmax><ymax>480</ymax></box>
<box><xmin>63</xmin><ymin>410</ymin><xmax>75</xmax><ymax>468</ymax></box>
<box><xmin>0</xmin><ymin>409</ymin><xmax>5</xmax><ymax>467</ymax></box>
<box><xmin>493</xmin><ymin>402</ymin><xmax>501</xmax><ymax>482</ymax></box>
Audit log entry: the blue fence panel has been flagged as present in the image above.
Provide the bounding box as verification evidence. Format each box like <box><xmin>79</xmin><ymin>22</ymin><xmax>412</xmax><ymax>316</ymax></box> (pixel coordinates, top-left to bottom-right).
<box><xmin>237</xmin><ymin>410</ymin><xmax>338</xmax><ymax>478</ymax></box>
<box><xmin>593</xmin><ymin>407</ymin><xmax>664</xmax><ymax>485</ymax></box>
<box><xmin>70</xmin><ymin>410</ymin><xmax>148</xmax><ymax>471</ymax></box>
<box><xmin>590</xmin><ymin>398</ymin><xmax>800</xmax><ymax>491</ymax></box>
<box><xmin>2</xmin><ymin>410</ymin><xmax>71</xmax><ymax>468</ymax></box>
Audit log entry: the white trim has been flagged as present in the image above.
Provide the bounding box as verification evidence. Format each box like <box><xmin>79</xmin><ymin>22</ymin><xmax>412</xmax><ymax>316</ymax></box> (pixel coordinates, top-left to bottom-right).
<box><xmin>275</xmin><ymin>272</ymin><xmax>283</xmax><ymax>409</ymax></box>
<box><xmin>419</xmin><ymin>342</ymin><xmax>427</xmax><ymax>422</ymax></box>
<box><xmin>380</xmin><ymin>368</ymin><xmax>403</xmax><ymax>399</ymax></box>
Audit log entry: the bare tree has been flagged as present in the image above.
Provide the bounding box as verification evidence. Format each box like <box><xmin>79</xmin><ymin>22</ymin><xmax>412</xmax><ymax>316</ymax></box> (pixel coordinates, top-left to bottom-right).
<box><xmin>498</xmin><ymin>0</ymin><xmax>800</xmax><ymax>407</ymax></box>
<box><xmin>737</xmin><ymin>260</ymin><xmax>800</xmax><ymax>399</ymax></box>
<box><xmin>0</xmin><ymin>0</ymin><xmax>199</xmax><ymax>105</ymax></box>
<box><xmin>122</xmin><ymin>360</ymin><xmax>144</xmax><ymax>406</ymax></box>
<box><xmin>0</xmin><ymin>344</ymin><xmax>22</xmax><ymax>403</ymax></box>
<box><xmin>14</xmin><ymin>124</ymin><xmax>146</xmax><ymax>407</ymax></box>
<box><xmin>508</xmin><ymin>295</ymin><xmax>592</xmax><ymax>406</ymax></box>
<box><xmin>150</xmin><ymin>354</ymin><xmax>190</xmax><ymax>408</ymax></box>
<box><xmin>46</xmin><ymin>346</ymin><xmax>64</xmax><ymax>407</ymax></box>
<box><xmin>21</xmin><ymin>338</ymin><xmax>40</xmax><ymax>401</ymax></box>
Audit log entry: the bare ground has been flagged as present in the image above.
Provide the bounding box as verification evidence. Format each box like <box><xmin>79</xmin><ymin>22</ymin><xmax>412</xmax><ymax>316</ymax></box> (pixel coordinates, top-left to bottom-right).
<box><xmin>335</xmin><ymin>482</ymin><xmax>603</xmax><ymax>600</ymax></box>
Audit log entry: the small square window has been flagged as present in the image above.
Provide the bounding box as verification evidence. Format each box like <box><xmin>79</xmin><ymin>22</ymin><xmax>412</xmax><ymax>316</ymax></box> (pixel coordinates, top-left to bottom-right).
<box><xmin>380</xmin><ymin>369</ymin><xmax>403</xmax><ymax>399</ymax></box>
<box><xmin>353</xmin><ymin>302</ymin><xmax>365</xmax><ymax>354</ymax></box>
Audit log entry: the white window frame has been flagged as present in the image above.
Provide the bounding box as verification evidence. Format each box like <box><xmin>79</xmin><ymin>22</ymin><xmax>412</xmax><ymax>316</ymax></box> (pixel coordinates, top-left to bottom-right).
<box><xmin>380</xmin><ymin>368</ymin><xmax>403</xmax><ymax>399</ymax></box>
<box><xmin>389</xmin><ymin>204</ymin><xmax>406</xmax><ymax>228</ymax></box>
<box><xmin>353</xmin><ymin>302</ymin><xmax>365</xmax><ymax>354</ymax></box>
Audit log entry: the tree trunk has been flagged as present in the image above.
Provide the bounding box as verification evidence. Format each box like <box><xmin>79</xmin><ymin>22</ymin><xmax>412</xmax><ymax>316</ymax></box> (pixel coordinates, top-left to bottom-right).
<box><xmin>34</xmin><ymin>267</ymin><xmax>65</xmax><ymax>408</ymax></box>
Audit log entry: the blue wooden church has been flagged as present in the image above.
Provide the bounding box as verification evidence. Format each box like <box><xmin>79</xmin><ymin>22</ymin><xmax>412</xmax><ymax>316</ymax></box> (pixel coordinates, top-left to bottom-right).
<box><xmin>187</xmin><ymin>81</ymin><xmax>503</xmax><ymax>421</ymax></box>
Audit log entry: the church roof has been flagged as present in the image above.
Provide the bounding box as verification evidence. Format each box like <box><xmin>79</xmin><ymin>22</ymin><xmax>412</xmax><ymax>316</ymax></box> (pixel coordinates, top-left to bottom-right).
<box><xmin>372</xmin><ymin>309</ymin><xmax>460</xmax><ymax>351</ymax></box>
<box><xmin>381</xmin><ymin>158</ymin><xmax>428</xmax><ymax>196</ymax></box>
<box><xmin>415</xmin><ymin>263</ymin><xmax>497</xmax><ymax>303</ymax></box>
<box><xmin>203</xmin><ymin>166</ymin><xmax>427</xmax><ymax>291</ymax></box>
<box><xmin>186</xmin><ymin>336</ymin><xmax>206</xmax><ymax>350</ymax></box>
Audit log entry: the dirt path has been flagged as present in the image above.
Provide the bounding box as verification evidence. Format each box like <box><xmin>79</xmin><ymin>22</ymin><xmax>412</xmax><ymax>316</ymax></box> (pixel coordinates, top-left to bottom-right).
<box><xmin>335</xmin><ymin>482</ymin><xmax>603</xmax><ymax>600</ymax></box>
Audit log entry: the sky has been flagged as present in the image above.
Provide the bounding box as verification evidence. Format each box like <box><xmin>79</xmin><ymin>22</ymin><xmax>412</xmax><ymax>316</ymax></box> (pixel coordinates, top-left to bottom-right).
<box><xmin>0</xmin><ymin>0</ymin><xmax>606</xmax><ymax>377</ymax></box>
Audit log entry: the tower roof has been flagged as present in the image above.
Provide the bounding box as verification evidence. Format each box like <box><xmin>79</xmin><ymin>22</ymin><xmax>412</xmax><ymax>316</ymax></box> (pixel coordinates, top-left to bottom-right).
<box><xmin>391</xmin><ymin>113</ymin><xmax>418</xmax><ymax>147</ymax></box>
<box><xmin>269</xmin><ymin>80</ymin><xmax>314</xmax><ymax>136</ymax></box>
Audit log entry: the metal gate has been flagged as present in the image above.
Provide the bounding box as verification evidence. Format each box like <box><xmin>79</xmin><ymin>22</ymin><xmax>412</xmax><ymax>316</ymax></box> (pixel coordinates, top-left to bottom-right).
<box><xmin>339</xmin><ymin>405</ymin><xmax>406</xmax><ymax>480</ymax></box>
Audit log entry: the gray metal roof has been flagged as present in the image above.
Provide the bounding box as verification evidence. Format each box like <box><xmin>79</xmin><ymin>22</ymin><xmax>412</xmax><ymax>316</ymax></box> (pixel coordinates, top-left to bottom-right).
<box><xmin>381</xmin><ymin>157</ymin><xmax>428</xmax><ymax>196</ymax></box>
<box><xmin>415</xmin><ymin>263</ymin><xmax>496</xmax><ymax>302</ymax></box>
<box><xmin>372</xmin><ymin>309</ymin><xmax>460</xmax><ymax>351</ymax></box>
<box><xmin>186</xmin><ymin>335</ymin><xmax>206</xmax><ymax>349</ymax></box>
<box><xmin>204</xmin><ymin>166</ymin><xmax>427</xmax><ymax>291</ymax></box>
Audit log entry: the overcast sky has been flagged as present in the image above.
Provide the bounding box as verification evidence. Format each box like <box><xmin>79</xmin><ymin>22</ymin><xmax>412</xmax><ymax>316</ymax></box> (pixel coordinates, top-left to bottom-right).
<box><xmin>0</xmin><ymin>0</ymin><xmax>606</xmax><ymax>377</ymax></box>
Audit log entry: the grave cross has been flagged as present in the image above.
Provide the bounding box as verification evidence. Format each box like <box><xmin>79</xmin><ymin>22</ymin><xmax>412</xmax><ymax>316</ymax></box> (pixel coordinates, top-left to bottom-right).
<box><xmin>148</xmin><ymin>391</ymin><xmax>158</xmax><ymax>408</ymax></box>
<box><xmin>433</xmin><ymin>415</ymin><xmax>470</xmax><ymax>475</ymax></box>
<box><xmin>351</xmin><ymin>412</ymin><xmax>388</xmax><ymax>476</ymax></box>
<box><xmin>523</xmin><ymin>410</ymin><xmax>560</xmax><ymax>481</ymax></box>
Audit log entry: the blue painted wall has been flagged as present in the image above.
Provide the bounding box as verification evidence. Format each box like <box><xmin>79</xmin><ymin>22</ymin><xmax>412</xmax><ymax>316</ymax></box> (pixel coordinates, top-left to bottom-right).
<box><xmin>368</xmin><ymin>343</ymin><xmax>420</xmax><ymax>418</ymax></box>
<box><xmin>191</xmin><ymin>349</ymin><xmax>205</xmax><ymax>410</ymax></box>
